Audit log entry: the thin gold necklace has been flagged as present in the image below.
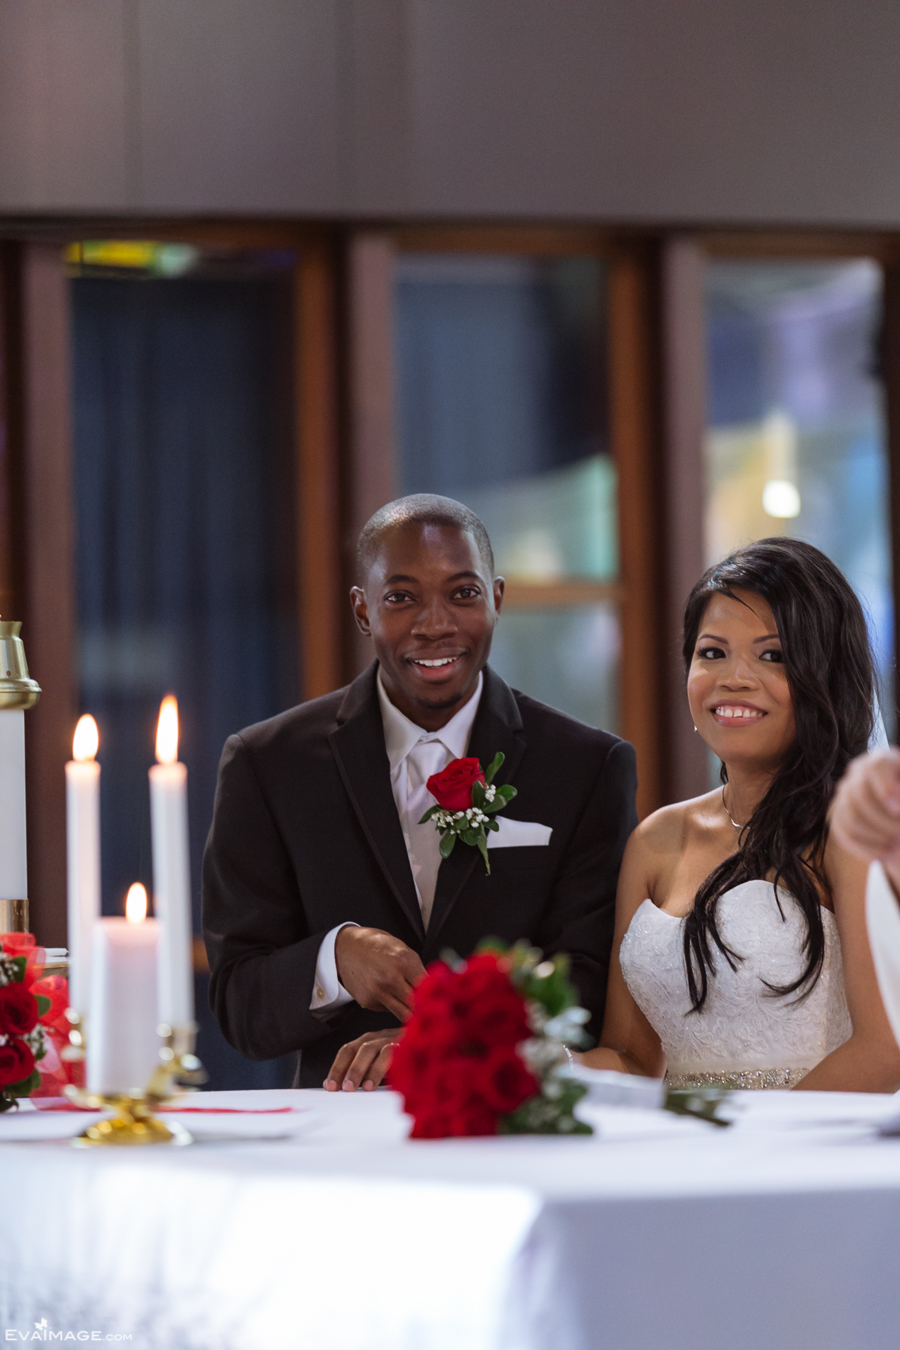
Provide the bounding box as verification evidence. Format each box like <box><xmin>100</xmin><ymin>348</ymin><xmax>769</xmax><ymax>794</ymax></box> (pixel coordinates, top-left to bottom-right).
<box><xmin>721</xmin><ymin>785</ymin><xmax>749</xmax><ymax>831</ymax></box>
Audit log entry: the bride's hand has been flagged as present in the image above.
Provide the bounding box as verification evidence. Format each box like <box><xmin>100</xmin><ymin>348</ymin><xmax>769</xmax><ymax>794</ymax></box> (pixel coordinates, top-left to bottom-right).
<box><xmin>831</xmin><ymin>749</ymin><xmax>900</xmax><ymax>886</ymax></box>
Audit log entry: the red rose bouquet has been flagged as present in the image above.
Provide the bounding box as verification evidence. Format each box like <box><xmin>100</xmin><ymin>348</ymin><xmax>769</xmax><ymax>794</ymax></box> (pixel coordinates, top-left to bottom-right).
<box><xmin>390</xmin><ymin>941</ymin><xmax>592</xmax><ymax>1138</ymax></box>
<box><xmin>420</xmin><ymin>751</ymin><xmax>517</xmax><ymax>874</ymax></box>
<box><xmin>0</xmin><ymin>933</ymin><xmax>72</xmax><ymax>1109</ymax></box>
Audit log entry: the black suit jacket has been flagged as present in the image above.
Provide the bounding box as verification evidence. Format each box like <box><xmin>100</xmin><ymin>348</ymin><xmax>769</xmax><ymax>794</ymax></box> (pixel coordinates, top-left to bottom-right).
<box><xmin>202</xmin><ymin>663</ymin><xmax>637</xmax><ymax>1086</ymax></box>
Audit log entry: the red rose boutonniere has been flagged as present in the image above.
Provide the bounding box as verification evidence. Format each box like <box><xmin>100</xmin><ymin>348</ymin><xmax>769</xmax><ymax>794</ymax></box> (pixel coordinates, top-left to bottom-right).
<box><xmin>419</xmin><ymin>751</ymin><xmax>517</xmax><ymax>875</ymax></box>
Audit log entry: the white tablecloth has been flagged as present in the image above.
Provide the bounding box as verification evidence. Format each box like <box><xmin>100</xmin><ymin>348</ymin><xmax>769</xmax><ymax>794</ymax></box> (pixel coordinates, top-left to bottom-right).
<box><xmin>3</xmin><ymin>1087</ymin><xmax>900</xmax><ymax>1350</ymax></box>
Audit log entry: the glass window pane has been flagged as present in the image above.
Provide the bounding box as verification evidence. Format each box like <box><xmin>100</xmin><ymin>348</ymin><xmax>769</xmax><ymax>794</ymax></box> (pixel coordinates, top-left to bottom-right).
<box><xmin>395</xmin><ymin>253</ymin><xmax>618</xmax><ymax>729</ymax></box>
<box><xmin>704</xmin><ymin>260</ymin><xmax>893</xmax><ymax>737</ymax></box>
<box><xmin>396</xmin><ymin>254</ymin><xmax>614</xmax><ymax>580</ymax></box>
<box><xmin>490</xmin><ymin>605</ymin><xmax>620</xmax><ymax>732</ymax></box>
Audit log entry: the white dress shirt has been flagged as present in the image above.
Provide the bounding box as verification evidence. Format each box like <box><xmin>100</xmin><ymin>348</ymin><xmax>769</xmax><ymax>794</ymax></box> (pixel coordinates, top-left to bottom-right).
<box><xmin>309</xmin><ymin>671</ymin><xmax>484</xmax><ymax>1015</ymax></box>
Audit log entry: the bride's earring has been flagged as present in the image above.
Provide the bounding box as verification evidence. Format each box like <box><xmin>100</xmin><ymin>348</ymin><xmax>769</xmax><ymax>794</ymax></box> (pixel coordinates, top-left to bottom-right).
<box><xmin>693</xmin><ymin>725</ymin><xmax>698</xmax><ymax>732</ymax></box>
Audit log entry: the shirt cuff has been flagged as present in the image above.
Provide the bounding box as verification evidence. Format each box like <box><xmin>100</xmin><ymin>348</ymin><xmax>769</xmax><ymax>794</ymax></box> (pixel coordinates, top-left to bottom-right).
<box><xmin>310</xmin><ymin>924</ymin><xmax>357</xmax><ymax>1015</ymax></box>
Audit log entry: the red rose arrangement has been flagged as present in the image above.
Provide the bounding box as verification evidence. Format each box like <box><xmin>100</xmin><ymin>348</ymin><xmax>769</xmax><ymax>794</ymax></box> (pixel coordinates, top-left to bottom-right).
<box><xmin>0</xmin><ymin>933</ymin><xmax>72</xmax><ymax>1110</ymax></box>
<box><xmin>421</xmin><ymin>752</ymin><xmax>517</xmax><ymax>874</ymax></box>
<box><xmin>389</xmin><ymin>941</ymin><xmax>592</xmax><ymax>1138</ymax></box>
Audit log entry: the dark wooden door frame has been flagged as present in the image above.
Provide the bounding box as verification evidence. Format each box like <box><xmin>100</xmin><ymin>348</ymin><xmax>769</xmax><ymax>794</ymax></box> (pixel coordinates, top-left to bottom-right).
<box><xmin>0</xmin><ymin>241</ymin><xmax>77</xmax><ymax>947</ymax></box>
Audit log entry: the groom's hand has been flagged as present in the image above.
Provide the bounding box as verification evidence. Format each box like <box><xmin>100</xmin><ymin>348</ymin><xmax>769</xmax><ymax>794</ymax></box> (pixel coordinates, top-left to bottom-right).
<box><xmin>323</xmin><ymin>1029</ymin><xmax>400</xmax><ymax>1092</ymax></box>
<box><xmin>832</xmin><ymin>749</ymin><xmax>900</xmax><ymax>888</ymax></box>
<box><xmin>334</xmin><ymin>925</ymin><xmax>426</xmax><ymax>1022</ymax></box>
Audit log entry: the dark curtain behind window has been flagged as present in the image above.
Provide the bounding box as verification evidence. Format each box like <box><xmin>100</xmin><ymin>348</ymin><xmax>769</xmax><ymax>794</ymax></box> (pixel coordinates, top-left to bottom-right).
<box><xmin>71</xmin><ymin>274</ymin><xmax>296</xmax><ymax>1088</ymax></box>
<box><xmin>396</xmin><ymin>255</ymin><xmax>607</xmax><ymax>494</ymax></box>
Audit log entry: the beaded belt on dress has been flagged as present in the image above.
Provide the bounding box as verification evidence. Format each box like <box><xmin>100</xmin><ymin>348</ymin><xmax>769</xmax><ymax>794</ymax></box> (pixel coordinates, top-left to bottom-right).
<box><xmin>666</xmin><ymin>1067</ymin><xmax>810</xmax><ymax>1091</ymax></box>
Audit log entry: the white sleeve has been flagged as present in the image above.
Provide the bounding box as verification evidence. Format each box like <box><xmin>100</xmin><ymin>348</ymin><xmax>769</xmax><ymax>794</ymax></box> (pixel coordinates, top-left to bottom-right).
<box><xmin>310</xmin><ymin>923</ymin><xmax>358</xmax><ymax>1015</ymax></box>
<box><xmin>866</xmin><ymin>862</ymin><xmax>900</xmax><ymax>1051</ymax></box>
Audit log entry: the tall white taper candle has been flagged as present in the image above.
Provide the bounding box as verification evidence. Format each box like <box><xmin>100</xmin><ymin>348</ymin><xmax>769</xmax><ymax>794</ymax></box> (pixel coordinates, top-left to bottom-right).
<box><xmin>86</xmin><ymin>884</ymin><xmax>160</xmax><ymax>1095</ymax></box>
<box><xmin>149</xmin><ymin>696</ymin><xmax>194</xmax><ymax>1028</ymax></box>
<box><xmin>0</xmin><ymin>710</ymin><xmax>27</xmax><ymax>906</ymax></box>
<box><xmin>65</xmin><ymin>715</ymin><xmax>101</xmax><ymax>1016</ymax></box>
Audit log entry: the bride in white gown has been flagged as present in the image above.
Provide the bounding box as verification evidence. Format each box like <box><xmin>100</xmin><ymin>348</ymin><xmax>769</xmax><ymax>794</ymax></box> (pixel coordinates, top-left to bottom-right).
<box><xmin>582</xmin><ymin>538</ymin><xmax>900</xmax><ymax>1092</ymax></box>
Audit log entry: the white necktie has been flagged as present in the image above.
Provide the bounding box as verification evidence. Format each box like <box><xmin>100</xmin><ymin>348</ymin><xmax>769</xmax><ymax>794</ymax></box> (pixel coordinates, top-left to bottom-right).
<box><xmin>404</xmin><ymin>738</ymin><xmax>449</xmax><ymax>929</ymax></box>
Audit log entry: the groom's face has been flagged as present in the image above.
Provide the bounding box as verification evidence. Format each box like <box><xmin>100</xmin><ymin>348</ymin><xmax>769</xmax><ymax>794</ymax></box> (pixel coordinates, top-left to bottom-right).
<box><xmin>351</xmin><ymin>522</ymin><xmax>504</xmax><ymax>730</ymax></box>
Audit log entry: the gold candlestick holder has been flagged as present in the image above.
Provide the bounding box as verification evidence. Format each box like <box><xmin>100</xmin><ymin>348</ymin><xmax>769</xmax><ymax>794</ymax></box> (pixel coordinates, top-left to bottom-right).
<box><xmin>0</xmin><ymin>620</ymin><xmax>41</xmax><ymax>711</ymax></box>
<box><xmin>0</xmin><ymin>899</ymin><xmax>29</xmax><ymax>934</ymax></box>
<box><xmin>0</xmin><ymin>619</ymin><xmax>41</xmax><ymax>942</ymax></box>
<box><xmin>64</xmin><ymin>1016</ymin><xmax>207</xmax><ymax>1147</ymax></box>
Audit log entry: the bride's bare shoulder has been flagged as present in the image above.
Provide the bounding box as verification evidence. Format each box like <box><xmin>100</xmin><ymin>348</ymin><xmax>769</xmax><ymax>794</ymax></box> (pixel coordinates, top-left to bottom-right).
<box><xmin>627</xmin><ymin>790</ymin><xmax>724</xmax><ymax>861</ymax></box>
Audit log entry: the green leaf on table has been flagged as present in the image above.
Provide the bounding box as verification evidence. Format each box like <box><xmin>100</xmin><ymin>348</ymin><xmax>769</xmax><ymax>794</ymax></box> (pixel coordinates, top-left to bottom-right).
<box><xmin>499</xmin><ymin>1082</ymin><xmax>591</xmax><ymax>1135</ymax></box>
<box><xmin>663</xmin><ymin>1088</ymin><xmax>732</xmax><ymax>1128</ymax></box>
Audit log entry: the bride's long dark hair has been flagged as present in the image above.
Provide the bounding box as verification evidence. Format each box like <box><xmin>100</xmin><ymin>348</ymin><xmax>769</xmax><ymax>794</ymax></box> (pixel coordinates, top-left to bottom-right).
<box><xmin>681</xmin><ymin>538</ymin><xmax>875</xmax><ymax>1012</ymax></box>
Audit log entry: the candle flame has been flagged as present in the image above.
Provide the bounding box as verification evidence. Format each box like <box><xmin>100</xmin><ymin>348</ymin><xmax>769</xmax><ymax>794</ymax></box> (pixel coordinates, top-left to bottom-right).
<box><xmin>156</xmin><ymin>695</ymin><xmax>179</xmax><ymax>765</ymax></box>
<box><xmin>125</xmin><ymin>882</ymin><xmax>148</xmax><ymax>924</ymax></box>
<box><xmin>72</xmin><ymin>714</ymin><xmax>99</xmax><ymax>762</ymax></box>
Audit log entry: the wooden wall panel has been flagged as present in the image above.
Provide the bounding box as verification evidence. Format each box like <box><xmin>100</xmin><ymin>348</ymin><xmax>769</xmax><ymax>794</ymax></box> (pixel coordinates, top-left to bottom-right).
<box><xmin>609</xmin><ymin>244</ymin><xmax>664</xmax><ymax>818</ymax></box>
<box><xmin>138</xmin><ymin>0</ymin><xmax>343</xmax><ymax>214</ymax></box>
<box><xmin>348</xmin><ymin>233</ymin><xmax>397</xmax><ymax>538</ymax></box>
<box><xmin>0</xmin><ymin>0</ymin><xmax>131</xmax><ymax>211</ymax></box>
<box><xmin>294</xmin><ymin>241</ymin><xmax>343</xmax><ymax>700</ymax></box>
<box><xmin>347</xmin><ymin>233</ymin><xmax>397</xmax><ymax>675</ymax></box>
<box><xmin>4</xmin><ymin>2</ymin><xmax>900</xmax><ymax>224</ymax></box>
<box><xmin>660</xmin><ymin>237</ymin><xmax>709</xmax><ymax>803</ymax></box>
<box><xmin>19</xmin><ymin>243</ymin><xmax>77</xmax><ymax>947</ymax></box>
<box><xmin>0</xmin><ymin>244</ymin><xmax>25</xmax><ymax>623</ymax></box>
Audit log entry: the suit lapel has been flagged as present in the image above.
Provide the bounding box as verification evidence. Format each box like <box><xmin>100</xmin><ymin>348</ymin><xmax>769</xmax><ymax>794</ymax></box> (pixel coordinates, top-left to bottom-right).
<box><xmin>328</xmin><ymin>665</ymin><xmax>425</xmax><ymax>942</ymax></box>
<box><xmin>426</xmin><ymin>667</ymin><xmax>526</xmax><ymax>949</ymax></box>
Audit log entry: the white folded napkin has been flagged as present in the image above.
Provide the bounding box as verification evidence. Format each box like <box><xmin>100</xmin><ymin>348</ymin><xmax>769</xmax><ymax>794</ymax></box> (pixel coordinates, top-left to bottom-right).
<box><xmin>488</xmin><ymin>818</ymin><xmax>552</xmax><ymax>849</ymax></box>
<box><xmin>564</xmin><ymin>1064</ymin><xmax>665</xmax><ymax>1109</ymax></box>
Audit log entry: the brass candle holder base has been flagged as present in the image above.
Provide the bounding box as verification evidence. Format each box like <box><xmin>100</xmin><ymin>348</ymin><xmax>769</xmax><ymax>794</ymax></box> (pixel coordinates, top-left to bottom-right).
<box><xmin>0</xmin><ymin>899</ymin><xmax>29</xmax><ymax>934</ymax></box>
<box><xmin>73</xmin><ymin>1093</ymin><xmax>192</xmax><ymax>1148</ymax></box>
<box><xmin>65</xmin><ymin>1019</ymin><xmax>206</xmax><ymax>1147</ymax></box>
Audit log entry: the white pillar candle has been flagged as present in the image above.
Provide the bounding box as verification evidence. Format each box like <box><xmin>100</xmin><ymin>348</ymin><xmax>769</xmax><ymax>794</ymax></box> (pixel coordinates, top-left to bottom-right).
<box><xmin>149</xmin><ymin>696</ymin><xmax>194</xmax><ymax>1028</ymax></box>
<box><xmin>65</xmin><ymin>715</ymin><xmax>101</xmax><ymax>1016</ymax></box>
<box><xmin>0</xmin><ymin>710</ymin><xmax>27</xmax><ymax>904</ymax></box>
<box><xmin>86</xmin><ymin>885</ymin><xmax>160</xmax><ymax>1096</ymax></box>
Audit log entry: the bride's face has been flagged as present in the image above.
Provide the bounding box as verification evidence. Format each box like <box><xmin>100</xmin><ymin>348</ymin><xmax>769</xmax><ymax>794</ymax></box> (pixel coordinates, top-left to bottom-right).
<box><xmin>687</xmin><ymin>589</ymin><xmax>796</xmax><ymax>772</ymax></box>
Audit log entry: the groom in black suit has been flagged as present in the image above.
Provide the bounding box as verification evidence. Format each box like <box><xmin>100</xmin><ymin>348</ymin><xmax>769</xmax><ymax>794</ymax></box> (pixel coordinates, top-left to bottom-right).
<box><xmin>203</xmin><ymin>495</ymin><xmax>637</xmax><ymax>1089</ymax></box>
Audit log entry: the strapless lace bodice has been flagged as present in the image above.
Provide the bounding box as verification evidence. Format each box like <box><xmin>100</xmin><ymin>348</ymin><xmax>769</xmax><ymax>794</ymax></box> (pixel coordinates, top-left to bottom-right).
<box><xmin>619</xmin><ymin>881</ymin><xmax>852</xmax><ymax>1088</ymax></box>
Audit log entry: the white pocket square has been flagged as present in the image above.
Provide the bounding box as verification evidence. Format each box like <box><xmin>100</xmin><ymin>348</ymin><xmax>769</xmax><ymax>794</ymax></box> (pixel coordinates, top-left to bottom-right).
<box><xmin>487</xmin><ymin>818</ymin><xmax>552</xmax><ymax>849</ymax></box>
